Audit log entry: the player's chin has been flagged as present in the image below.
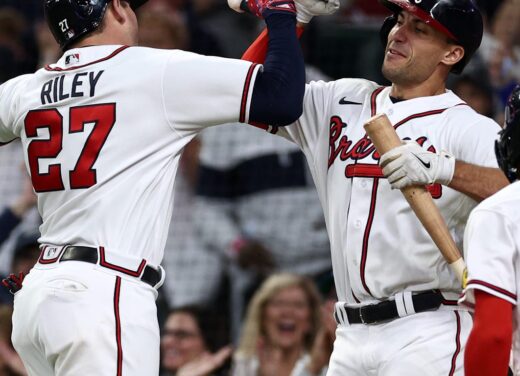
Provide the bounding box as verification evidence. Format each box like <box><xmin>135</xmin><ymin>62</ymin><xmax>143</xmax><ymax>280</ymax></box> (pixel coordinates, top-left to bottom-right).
<box><xmin>381</xmin><ymin>61</ymin><xmax>407</xmax><ymax>83</ymax></box>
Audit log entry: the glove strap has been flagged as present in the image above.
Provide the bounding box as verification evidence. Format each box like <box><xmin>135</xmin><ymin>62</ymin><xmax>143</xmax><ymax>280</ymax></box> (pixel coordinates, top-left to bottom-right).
<box><xmin>240</xmin><ymin>0</ymin><xmax>296</xmax><ymax>18</ymax></box>
<box><xmin>436</xmin><ymin>150</ymin><xmax>456</xmax><ymax>185</ymax></box>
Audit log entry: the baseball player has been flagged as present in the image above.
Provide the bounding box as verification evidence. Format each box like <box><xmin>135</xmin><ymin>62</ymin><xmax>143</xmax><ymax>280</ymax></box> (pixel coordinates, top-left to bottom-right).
<box><xmin>460</xmin><ymin>85</ymin><xmax>520</xmax><ymax>376</ymax></box>
<box><xmin>234</xmin><ymin>0</ymin><xmax>510</xmax><ymax>374</ymax></box>
<box><xmin>0</xmin><ymin>0</ymin><xmax>313</xmax><ymax>374</ymax></box>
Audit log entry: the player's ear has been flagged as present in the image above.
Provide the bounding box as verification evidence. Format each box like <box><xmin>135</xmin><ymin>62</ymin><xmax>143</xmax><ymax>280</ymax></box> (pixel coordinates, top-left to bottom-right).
<box><xmin>109</xmin><ymin>0</ymin><xmax>128</xmax><ymax>23</ymax></box>
<box><xmin>441</xmin><ymin>44</ymin><xmax>464</xmax><ymax>70</ymax></box>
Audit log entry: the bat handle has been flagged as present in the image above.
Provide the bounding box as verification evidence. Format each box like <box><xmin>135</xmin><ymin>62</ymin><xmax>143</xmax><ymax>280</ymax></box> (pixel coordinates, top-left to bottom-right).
<box><xmin>450</xmin><ymin>258</ymin><xmax>467</xmax><ymax>286</ymax></box>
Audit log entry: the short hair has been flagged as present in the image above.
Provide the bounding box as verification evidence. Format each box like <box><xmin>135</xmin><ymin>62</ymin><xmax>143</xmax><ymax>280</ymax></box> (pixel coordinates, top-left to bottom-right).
<box><xmin>235</xmin><ymin>273</ymin><xmax>322</xmax><ymax>358</ymax></box>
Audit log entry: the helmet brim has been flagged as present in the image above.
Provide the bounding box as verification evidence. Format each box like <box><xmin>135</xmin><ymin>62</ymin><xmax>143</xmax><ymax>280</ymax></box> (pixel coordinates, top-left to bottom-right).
<box><xmin>379</xmin><ymin>0</ymin><xmax>457</xmax><ymax>42</ymax></box>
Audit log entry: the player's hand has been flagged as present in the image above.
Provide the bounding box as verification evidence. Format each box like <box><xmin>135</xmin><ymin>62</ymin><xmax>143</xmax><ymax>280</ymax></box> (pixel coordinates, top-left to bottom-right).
<box><xmin>294</xmin><ymin>0</ymin><xmax>340</xmax><ymax>24</ymax></box>
<box><xmin>176</xmin><ymin>346</ymin><xmax>232</xmax><ymax>376</ymax></box>
<box><xmin>306</xmin><ymin>300</ymin><xmax>336</xmax><ymax>375</ymax></box>
<box><xmin>380</xmin><ymin>141</ymin><xmax>455</xmax><ymax>189</ymax></box>
<box><xmin>228</xmin><ymin>0</ymin><xmax>296</xmax><ymax>18</ymax></box>
<box><xmin>234</xmin><ymin>239</ymin><xmax>275</xmax><ymax>274</ymax></box>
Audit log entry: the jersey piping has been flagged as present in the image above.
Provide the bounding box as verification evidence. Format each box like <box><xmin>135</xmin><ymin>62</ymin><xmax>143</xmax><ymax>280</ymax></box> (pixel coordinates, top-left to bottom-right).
<box><xmin>44</xmin><ymin>45</ymin><xmax>130</xmax><ymax>72</ymax></box>
<box><xmin>113</xmin><ymin>277</ymin><xmax>123</xmax><ymax>376</ymax></box>
<box><xmin>466</xmin><ymin>279</ymin><xmax>517</xmax><ymax>301</ymax></box>
<box><xmin>448</xmin><ymin>311</ymin><xmax>462</xmax><ymax>376</ymax></box>
<box><xmin>239</xmin><ymin>63</ymin><xmax>259</xmax><ymax>123</ymax></box>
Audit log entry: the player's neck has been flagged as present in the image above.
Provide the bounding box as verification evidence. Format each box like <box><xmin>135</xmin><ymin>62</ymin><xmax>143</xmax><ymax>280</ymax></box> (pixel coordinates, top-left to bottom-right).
<box><xmin>389</xmin><ymin>68</ymin><xmax>449</xmax><ymax>101</ymax></box>
<box><xmin>390</xmin><ymin>81</ymin><xmax>447</xmax><ymax>101</ymax></box>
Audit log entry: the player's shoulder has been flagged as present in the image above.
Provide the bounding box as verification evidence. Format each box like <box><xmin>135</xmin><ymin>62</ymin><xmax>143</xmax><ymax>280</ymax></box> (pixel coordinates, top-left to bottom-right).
<box><xmin>0</xmin><ymin>73</ymin><xmax>33</xmax><ymax>92</ymax></box>
<box><xmin>123</xmin><ymin>46</ymin><xmax>198</xmax><ymax>64</ymax></box>
<box><xmin>471</xmin><ymin>181</ymin><xmax>520</xmax><ymax>220</ymax></box>
<box><xmin>0</xmin><ymin>73</ymin><xmax>35</xmax><ymax>106</ymax></box>
<box><xmin>443</xmin><ymin>91</ymin><xmax>500</xmax><ymax>129</ymax></box>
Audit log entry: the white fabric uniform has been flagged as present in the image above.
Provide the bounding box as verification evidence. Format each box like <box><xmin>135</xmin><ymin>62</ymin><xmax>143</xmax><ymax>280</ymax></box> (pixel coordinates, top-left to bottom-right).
<box><xmin>266</xmin><ymin>78</ymin><xmax>500</xmax><ymax>375</ymax></box>
<box><xmin>0</xmin><ymin>45</ymin><xmax>260</xmax><ymax>375</ymax></box>
<box><xmin>460</xmin><ymin>181</ymin><xmax>520</xmax><ymax>375</ymax></box>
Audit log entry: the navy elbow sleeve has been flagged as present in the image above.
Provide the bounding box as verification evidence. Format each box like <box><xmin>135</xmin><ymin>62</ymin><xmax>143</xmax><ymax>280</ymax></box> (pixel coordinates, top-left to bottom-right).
<box><xmin>249</xmin><ymin>13</ymin><xmax>305</xmax><ymax>126</ymax></box>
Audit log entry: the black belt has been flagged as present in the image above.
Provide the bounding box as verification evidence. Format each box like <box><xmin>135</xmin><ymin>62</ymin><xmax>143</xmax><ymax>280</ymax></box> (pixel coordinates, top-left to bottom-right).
<box><xmin>339</xmin><ymin>290</ymin><xmax>443</xmax><ymax>325</ymax></box>
<box><xmin>56</xmin><ymin>246</ymin><xmax>161</xmax><ymax>288</ymax></box>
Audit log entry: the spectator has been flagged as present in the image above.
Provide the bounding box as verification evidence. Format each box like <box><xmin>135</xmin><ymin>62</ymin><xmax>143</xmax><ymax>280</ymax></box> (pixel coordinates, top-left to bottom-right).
<box><xmin>478</xmin><ymin>0</ymin><xmax>520</xmax><ymax>109</ymax></box>
<box><xmin>0</xmin><ymin>305</ymin><xmax>26</xmax><ymax>375</ymax></box>
<box><xmin>450</xmin><ymin>61</ymin><xmax>497</xmax><ymax>119</ymax></box>
<box><xmin>0</xmin><ymin>175</ymin><xmax>37</xmax><ymax>246</ymax></box>
<box><xmin>137</xmin><ymin>3</ymin><xmax>189</xmax><ymax>50</ymax></box>
<box><xmin>232</xmin><ymin>274</ymin><xmax>322</xmax><ymax>376</ymax></box>
<box><xmin>34</xmin><ymin>20</ymin><xmax>60</xmax><ymax>68</ymax></box>
<box><xmin>0</xmin><ymin>8</ymin><xmax>37</xmax><ymax>82</ymax></box>
<box><xmin>161</xmin><ymin>306</ymin><xmax>232</xmax><ymax>376</ymax></box>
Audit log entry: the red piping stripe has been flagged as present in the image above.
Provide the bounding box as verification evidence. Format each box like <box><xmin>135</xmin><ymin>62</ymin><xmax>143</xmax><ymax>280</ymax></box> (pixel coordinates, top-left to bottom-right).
<box><xmin>352</xmin><ymin>290</ymin><xmax>361</xmax><ymax>304</ymax></box>
<box><xmin>370</xmin><ymin>86</ymin><xmax>385</xmax><ymax>116</ymax></box>
<box><xmin>393</xmin><ymin>108</ymin><xmax>450</xmax><ymax>128</ymax></box>
<box><xmin>239</xmin><ymin>64</ymin><xmax>258</xmax><ymax>123</ymax></box>
<box><xmin>467</xmin><ymin>279</ymin><xmax>517</xmax><ymax>300</ymax></box>
<box><xmin>44</xmin><ymin>46</ymin><xmax>130</xmax><ymax>72</ymax></box>
<box><xmin>448</xmin><ymin>311</ymin><xmax>461</xmax><ymax>376</ymax></box>
<box><xmin>360</xmin><ymin>178</ymin><xmax>379</xmax><ymax>297</ymax></box>
<box><xmin>114</xmin><ymin>277</ymin><xmax>123</xmax><ymax>376</ymax></box>
<box><xmin>442</xmin><ymin>299</ymin><xmax>459</xmax><ymax>306</ymax></box>
<box><xmin>99</xmin><ymin>247</ymin><xmax>146</xmax><ymax>277</ymax></box>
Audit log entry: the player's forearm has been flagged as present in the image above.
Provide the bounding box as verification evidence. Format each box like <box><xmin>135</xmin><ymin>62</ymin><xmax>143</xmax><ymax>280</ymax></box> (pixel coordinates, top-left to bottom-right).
<box><xmin>448</xmin><ymin>161</ymin><xmax>509</xmax><ymax>202</ymax></box>
<box><xmin>249</xmin><ymin>13</ymin><xmax>305</xmax><ymax>126</ymax></box>
<box><xmin>242</xmin><ymin>24</ymin><xmax>305</xmax><ymax>63</ymax></box>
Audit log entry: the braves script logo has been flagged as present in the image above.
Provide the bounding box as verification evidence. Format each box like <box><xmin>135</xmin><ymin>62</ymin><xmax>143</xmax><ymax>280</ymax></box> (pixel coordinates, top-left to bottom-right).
<box><xmin>328</xmin><ymin>115</ymin><xmax>442</xmax><ymax>198</ymax></box>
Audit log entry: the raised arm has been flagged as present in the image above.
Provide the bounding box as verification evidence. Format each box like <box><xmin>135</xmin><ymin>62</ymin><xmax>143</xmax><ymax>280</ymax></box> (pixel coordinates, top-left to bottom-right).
<box><xmin>236</xmin><ymin>0</ymin><xmax>339</xmax><ymax>125</ymax></box>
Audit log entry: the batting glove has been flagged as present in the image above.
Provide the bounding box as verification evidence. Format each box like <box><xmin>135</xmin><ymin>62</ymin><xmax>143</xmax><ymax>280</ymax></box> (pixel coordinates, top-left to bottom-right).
<box><xmin>380</xmin><ymin>140</ymin><xmax>456</xmax><ymax>189</ymax></box>
<box><xmin>228</xmin><ymin>0</ymin><xmax>296</xmax><ymax>18</ymax></box>
<box><xmin>295</xmin><ymin>0</ymin><xmax>340</xmax><ymax>24</ymax></box>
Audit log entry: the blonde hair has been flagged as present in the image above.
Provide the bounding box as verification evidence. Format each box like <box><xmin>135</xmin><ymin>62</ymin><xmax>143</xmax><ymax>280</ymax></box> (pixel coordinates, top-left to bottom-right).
<box><xmin>235</xmin><ymin>273</ymin><xmax>322</xmax><ymax>358</ymax></box>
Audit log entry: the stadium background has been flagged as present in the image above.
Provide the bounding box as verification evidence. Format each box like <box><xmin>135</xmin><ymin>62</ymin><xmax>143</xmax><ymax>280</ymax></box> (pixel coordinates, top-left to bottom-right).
<box><xmin>0</xmin><ymin>0</ymin><xmax>518</xmax><ymax>374</ymax></box>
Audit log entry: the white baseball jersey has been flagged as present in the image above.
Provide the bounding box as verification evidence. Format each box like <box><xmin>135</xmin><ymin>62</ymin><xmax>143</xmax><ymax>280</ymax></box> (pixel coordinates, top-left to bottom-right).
<box><xmin>0</xmin><ymin>45</ymin><xmax>261</xmax><ymax>266</ymax></box>
<box><xmin>460</xmin><ymin>181</ymin><xmax>520</xmax><ymax>374</ymax></box>
<box><xmin>269</xmin><ymin>78</ymin><xmax>500</xmax><ymax>304</ymax></box>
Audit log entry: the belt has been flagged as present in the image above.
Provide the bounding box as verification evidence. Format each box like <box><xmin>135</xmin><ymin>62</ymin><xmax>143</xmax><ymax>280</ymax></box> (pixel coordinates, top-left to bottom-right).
<box><xmin>49</xmin><ymin>246</ymin><xmax>161</xmax><ymax>288</ymax></box>
<box><xmin>337</xmin><ymin>290</ymin><xmax>443</xmax><ymax>325</ymax></box>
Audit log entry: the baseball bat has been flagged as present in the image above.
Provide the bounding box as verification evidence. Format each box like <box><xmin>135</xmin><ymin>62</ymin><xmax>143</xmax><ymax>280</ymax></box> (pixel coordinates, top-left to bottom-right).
<box><xmin>364</xmin><ymin>113</ymin><xmax>466</xmax><ymax>285</ymax></box>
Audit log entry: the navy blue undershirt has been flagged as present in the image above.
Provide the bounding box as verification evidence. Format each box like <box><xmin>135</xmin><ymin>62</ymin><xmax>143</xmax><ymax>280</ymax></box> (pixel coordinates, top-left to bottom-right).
<box><xmin>249</xmin><ymin>13</ymin><xmax>305</xmax><ymax>126</ymax></box>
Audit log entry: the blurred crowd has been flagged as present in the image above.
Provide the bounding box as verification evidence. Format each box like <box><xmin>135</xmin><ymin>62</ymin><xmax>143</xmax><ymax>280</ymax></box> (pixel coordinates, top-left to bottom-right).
<box><xmin>0</xmin><ymin>0</ymin><xmax>518</xmax><ymax>374</ymax></box>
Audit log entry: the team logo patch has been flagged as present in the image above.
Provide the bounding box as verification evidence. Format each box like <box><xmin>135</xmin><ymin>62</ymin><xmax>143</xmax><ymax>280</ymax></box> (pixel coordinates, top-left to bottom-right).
<box><xmin>43</xmin><ymin>247</ymin><xmax>59</xmax><ymax>259</ymax></box>
<box><xmin>65</xmin><ymin>53</ymin><xmax>80</xmax><ymax>65</ymax></box>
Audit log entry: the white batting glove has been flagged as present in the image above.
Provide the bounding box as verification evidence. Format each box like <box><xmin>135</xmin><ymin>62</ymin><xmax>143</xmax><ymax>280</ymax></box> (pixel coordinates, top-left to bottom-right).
<box><xmin>294</xmin><ymin>0</ymin><xmax>340</xmax><ymax>24</ymax></box>
<box><xmin>380</xmin><ymin>141</ymin><xmax>456</xmax><ymax>189</ymax></box>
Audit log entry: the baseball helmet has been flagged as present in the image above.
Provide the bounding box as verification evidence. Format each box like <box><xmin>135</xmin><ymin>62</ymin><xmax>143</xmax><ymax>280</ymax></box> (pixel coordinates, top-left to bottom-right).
<box><xmin>379</xmin><ymin>0</ymin><xmax>483</xmax><ymax>74</ymax></box>
<box><xmin>496</xmin><ymin>85</ymin><xmax>520</xmax><ymax>183</ymax></box>
<box><xmin>45</xmin><ymin>0</ymin><xmax>148</xmax><ymax>50</ymax></box>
